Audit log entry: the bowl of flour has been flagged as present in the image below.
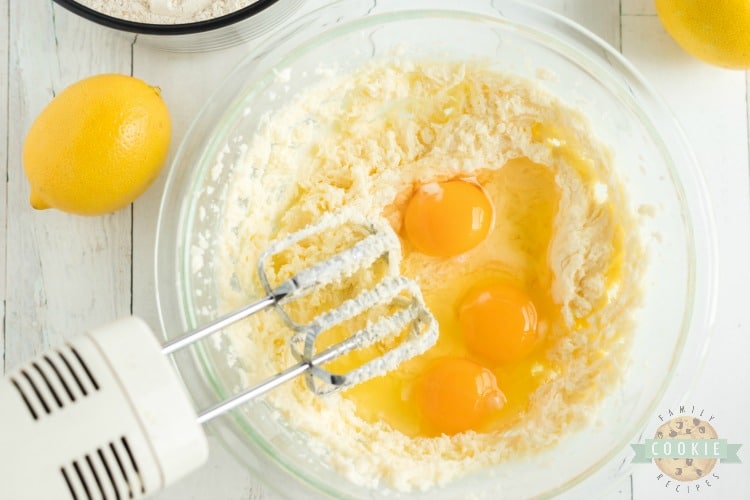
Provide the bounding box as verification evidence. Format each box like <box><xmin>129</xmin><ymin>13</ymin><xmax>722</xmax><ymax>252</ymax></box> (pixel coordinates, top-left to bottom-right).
<box><xmin>53</xmin><ymin>0</ymin><xmax>304</xmax><ymax>51</ymax></box>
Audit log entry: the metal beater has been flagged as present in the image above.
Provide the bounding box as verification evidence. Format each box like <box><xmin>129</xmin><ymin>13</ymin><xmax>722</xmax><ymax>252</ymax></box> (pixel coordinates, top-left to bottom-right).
<box><xmin>0</xmin><ymin>213</ymin><xmax>438</xmax><ymax>500</ymax></box>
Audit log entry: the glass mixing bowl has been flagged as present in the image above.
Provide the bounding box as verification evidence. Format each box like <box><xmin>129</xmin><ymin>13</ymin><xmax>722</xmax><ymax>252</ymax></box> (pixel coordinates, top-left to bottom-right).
<box><xmin>53</xmin><ymin>0</ymin><xmax>304</xmax><ymax>52</ymax></box>
<box><xmin>155</xmin><ymin>0</ymin><xmax>717</xmax><ymax>497</ymax></box>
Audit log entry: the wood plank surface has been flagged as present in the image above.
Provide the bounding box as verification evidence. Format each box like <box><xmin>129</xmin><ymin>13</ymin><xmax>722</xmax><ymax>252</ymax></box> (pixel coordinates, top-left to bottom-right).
<box><xmin>622</xmin><ymin>0</ymin><xmax>657</xmax><ymax>16</ymax></box>
<box><xmin>535</xmin><ymin>0</ymin><xmax>621</xmax><ymax>48</ymax></box>
<box><xmin>622</xmin><ymin>12</ymin><xmax>750</xmax><ymax>500</ymax></box>
<box><xmin>4</xmin><ymin>0</ymin><xmax>133</xmax><ymax>366</ymax></box>
<box><xmin>0</xmin><ymin>0</ymin><xmax>8</xmax><ymax>374</ymax></box>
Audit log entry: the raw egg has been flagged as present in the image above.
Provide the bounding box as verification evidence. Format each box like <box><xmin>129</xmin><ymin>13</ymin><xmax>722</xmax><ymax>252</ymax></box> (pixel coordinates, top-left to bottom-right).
<box><xmin>458</xmin><ymin>282</ymin><xmax>539</xmax><ymax>364</ymax></box>
<box><xmin>414</xmin><ymin>357</ymin><xmax>506</xmax><ymax>435</ymax></box>
<box><xmin>403</xmin><ymin>180</ymin><xmax>494</xmax><ymax>257</ymax></box>
<box><xmin>342</xmin><ymin>162</ymin><xmax>561</xmax><ymax>438</ymax></box>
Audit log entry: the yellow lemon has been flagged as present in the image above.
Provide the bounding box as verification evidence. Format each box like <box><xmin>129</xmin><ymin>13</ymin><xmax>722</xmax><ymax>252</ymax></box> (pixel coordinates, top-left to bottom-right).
<box><xmin>23</xmin><ymin>74</ymin><xmax>171</xmax><ymax>215</ymax></box>
<box><xmin>656</xmin><ymin>0</ymin><xmax>750</xmax><ymax>69</ymax></box>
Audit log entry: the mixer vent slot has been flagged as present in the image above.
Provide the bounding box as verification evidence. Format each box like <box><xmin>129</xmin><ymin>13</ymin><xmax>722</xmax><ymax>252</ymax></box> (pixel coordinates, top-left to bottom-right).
<box><xmin>8</xmin><ymin>346</ymin><xmax>100</xmax><ymax>420</ymax></box>
<box><xmin>22</xmin><ymin>366</ymin><xmax>50</xmax><ymax>413</ymax></box>
<box><xmin>69</xmin><ymin>344</ymin><xmax>100</xmax><ymax>390</ymax></box>
<box><xmin>9</xmin><ymin>376</ymin><xmax>38</xmax><ymax>420</ymax></box>
<box><xmin>60</xmin><ymin>437</ymin><xmax>145</xmax><ymax>500</ymax></box>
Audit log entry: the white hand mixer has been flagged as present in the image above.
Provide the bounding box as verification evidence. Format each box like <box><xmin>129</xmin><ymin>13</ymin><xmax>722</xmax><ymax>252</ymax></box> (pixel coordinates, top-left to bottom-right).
<box><xmin>0</xmin><ymin>214</ymin><xmax>438</xmax><ymax>499</ymax></box>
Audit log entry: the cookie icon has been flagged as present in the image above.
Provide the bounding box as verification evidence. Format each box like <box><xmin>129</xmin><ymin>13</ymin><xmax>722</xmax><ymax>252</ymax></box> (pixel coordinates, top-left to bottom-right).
<box><xmin>654</xmin><ymin>417</ymin><xmax>718</xmax><ymax>481</ymax></box>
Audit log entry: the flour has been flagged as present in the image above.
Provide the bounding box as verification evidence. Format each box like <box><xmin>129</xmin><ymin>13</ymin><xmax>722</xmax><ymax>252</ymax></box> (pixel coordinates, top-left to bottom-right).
<box><xmin>76</xmin><ymin>0</ymin><xmax>260</xmax><ymax>24</ymax></box>
<box><xmin>215</xmin><ymin>59</ymin><xmax>644</xmax><ymax>491</ymax></box>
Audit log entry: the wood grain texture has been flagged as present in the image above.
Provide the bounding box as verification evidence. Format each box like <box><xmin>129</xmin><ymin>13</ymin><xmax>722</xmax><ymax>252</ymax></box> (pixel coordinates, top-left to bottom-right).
<box><xmin>622</xmin><ymin>0</ymin><xmax>657</xmax><ymax>16</ymax></box>
<box><xmin>0</xmin><ymin>0</ymin><xmax>8</xmax><ymax>375</ymax></box>
<box><xmin>622</xmin><ymin>14</ymin><xmax>750</xmax><ymax>499</ymax></box>
<box><xmin>534</xmin><ymin>0</ymin><xmax>621</xmax><ymax>48</ymax></box>
<box><xmin>4</xmin><ymin>0</ymin><xmax>133</xmax><ymax>367</ymax></box>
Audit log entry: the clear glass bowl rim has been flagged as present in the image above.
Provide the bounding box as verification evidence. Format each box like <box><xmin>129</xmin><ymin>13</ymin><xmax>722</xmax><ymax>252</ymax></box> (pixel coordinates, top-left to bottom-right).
<box><xmin>154</xmin><ymin>0</ymin><xmax>719</xmax><ymax>497</ymax></box>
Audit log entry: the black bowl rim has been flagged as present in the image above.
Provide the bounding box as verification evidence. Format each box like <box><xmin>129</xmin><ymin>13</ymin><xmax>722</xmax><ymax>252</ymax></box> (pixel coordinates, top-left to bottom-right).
<box><xmin>52</xmin><ymin>0</ymin><xmax>284</xmax><ymax>35</ymax></box>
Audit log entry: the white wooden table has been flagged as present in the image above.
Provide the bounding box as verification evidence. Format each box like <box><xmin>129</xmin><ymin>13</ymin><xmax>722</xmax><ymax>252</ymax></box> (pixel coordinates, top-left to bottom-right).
<box><xmin>2</xmin><ymin>1</ymin><xmax>748</xmax><ymax>498</ymax></box>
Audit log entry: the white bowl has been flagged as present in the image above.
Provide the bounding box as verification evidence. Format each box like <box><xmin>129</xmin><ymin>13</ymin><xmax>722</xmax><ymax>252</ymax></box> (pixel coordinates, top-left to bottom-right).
<box><xmin>53</xmin><ymin>0</ymin><xmax>304</xmax><ymax>52</ymax></box>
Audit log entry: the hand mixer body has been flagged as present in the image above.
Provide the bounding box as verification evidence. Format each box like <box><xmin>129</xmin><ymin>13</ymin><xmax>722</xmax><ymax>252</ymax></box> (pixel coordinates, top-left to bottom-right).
<box><xmin>0</xmin><ymin>317</ymin><xmax>208</xmax><ymax>499</ymax></box>
<box><xmin>0</xmin><ymin>214</ymin><xmax>438</xmax><ymax>499</ymax></box>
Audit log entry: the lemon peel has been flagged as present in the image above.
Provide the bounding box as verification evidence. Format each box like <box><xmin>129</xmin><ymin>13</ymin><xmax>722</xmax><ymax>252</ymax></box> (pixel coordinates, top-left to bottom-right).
<box><xmin>656</xmin><ymin>0</ymin><xmax>750</xmax><ymax>69</ymax></box>
<box><xmin>23</xmin><ymin>74</ymin><xmax>171</xmax><ymax>215</ymax></box>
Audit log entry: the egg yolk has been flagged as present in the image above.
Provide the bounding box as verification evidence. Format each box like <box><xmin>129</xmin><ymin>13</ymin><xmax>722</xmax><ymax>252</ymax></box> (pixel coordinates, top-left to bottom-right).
<box><xmin>403</xmin><ymin>180</ymin><xmax>494</xmax><ymax>257</ymax></box>
<box><xmin>458</xmin><ymin>282</ymin><xmax>539</xmax><ymax>364</ymax></box>
<box><xmin>414</xmin><ymin>357</ymin><xmax>506</xmax><ymax>435</ymax></box>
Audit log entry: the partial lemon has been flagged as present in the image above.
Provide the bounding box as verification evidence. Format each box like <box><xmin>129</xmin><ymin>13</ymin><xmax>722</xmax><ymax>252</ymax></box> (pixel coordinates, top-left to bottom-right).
<box><xmin>23</xmin><ymin>74</ymin><xmax>171</xmax><ymax>215</ymax></box>
<box><xmin>656</xmin><ymin>0</ymin><xmax>750</xmax><ymax>69</ymax></box>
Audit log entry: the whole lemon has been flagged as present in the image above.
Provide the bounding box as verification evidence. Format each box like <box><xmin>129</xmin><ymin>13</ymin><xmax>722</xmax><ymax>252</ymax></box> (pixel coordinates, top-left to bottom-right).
<box><xmin>656</xmin><ymin>0</ymin><xmax>750</xmax><ymax>69</ymax></box>
<box><xmin>23</xmin><ymin>74</ymin><xmax>171</xmax><ymax>215</ymax></box>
